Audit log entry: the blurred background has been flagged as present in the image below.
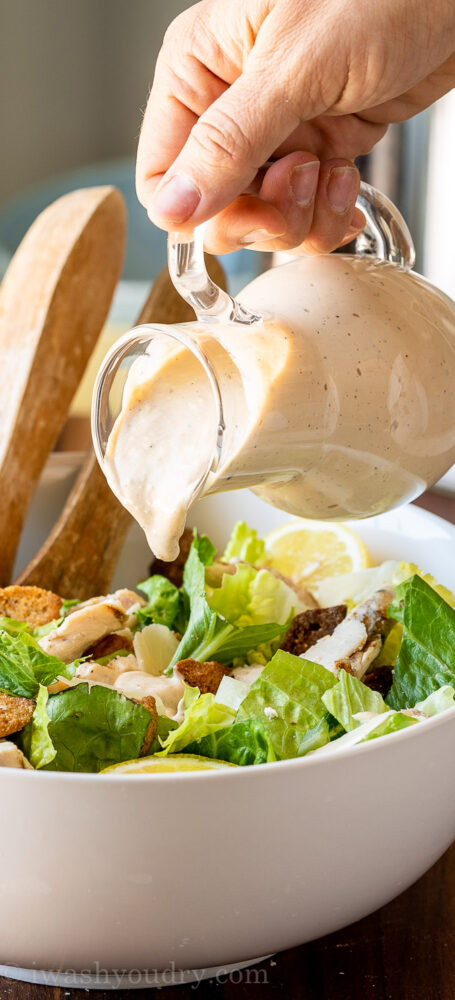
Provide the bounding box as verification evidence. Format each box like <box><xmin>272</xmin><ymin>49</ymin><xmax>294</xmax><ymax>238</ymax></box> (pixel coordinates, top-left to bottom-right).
<box><xmin>0</xmin><ymin>0</ymin><xmax>454</xmax><ymax>465</ymax></box>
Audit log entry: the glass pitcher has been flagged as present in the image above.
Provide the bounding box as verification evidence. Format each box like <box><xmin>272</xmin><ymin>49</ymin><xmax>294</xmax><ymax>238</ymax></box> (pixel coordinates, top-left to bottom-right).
<box><xmin>92</xmin><ymin>184</ymin><xmax>455</xmax><ymax>560</ymax></box>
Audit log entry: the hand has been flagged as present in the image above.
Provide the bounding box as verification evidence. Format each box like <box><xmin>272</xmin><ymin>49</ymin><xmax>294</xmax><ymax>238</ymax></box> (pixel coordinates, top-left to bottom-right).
<box><xmin>136</xmin><ymin>0</ymin><xmax>455</xmax><ymax>254</ymax></box>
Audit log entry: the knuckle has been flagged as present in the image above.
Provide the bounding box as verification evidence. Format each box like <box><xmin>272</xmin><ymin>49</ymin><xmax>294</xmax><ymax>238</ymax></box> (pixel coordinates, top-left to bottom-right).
<box><xmin>162</xmin><ymin>9</ymin><xmax>193</xmax><ymax>47</ymax></box>
<box><xmin>191</xmin><ymin>106</ymin><xmax>254</xmax><ymax>167</ymax></box>
<box><xmin>167</xmin><ymin>61</ymin><xmax>203</xmax><ymax>114</ymax></box>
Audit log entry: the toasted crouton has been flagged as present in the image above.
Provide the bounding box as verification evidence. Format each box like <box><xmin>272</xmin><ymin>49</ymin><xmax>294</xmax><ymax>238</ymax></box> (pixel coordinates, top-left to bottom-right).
<box><xmin>84</xmin><ymin>632</ymin><xmax>134</xmax><ymax>660</ymax></box>
<box><xmin>125</xmin><ymin>694</ymin><xmax>158</xmax><ymax>756</ymax></box>
<box><xmin>175</xmin><ymin>658</ymin><xmax>230</xmax><ymax>695</ymax></box>
<box><xmin>363</xmin><ymin>664</ymin><xmax>393</xmax><ymax>698</ymax></box>
<box><xmin>0</xmin><ymin>691</ymin><xmax>35</xmax><ymax>738</ymax></box>
<box><xmin>281</xmin><ymin>605</ymin><xmax>347</xmax><ymax>656</ymax></box>
<box><xmin>0</xmin><ymin>585</ymin><xmax>62</xmax><ymax>628</ymax></box>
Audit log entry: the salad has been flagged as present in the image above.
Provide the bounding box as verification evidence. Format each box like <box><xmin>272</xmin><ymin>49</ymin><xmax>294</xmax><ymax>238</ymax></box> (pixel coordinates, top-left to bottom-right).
<box><xmin>0</xmin><ymin>519</ymin><xmax>454</xmax><ymax>773</ymax></box>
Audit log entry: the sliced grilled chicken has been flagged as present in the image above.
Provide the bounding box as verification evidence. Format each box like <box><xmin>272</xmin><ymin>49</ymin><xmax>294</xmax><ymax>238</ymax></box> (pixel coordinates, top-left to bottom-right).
<box><xmin>302</xmin><ymin>588</ymin><xmax>394</xmax><ymax>678</ymax></box>
<box><xmin>0</xmin><ymin>741</ymin><xmax>33</xmax><ymax>769</ymax></box>
<box><xmin>40</xmin><ymin>601</ymin><xmax>128</xmax><ymax>662</ymax></box>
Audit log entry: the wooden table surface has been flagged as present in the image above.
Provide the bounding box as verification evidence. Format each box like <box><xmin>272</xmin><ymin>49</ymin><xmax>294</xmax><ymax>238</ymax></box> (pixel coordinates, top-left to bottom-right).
<box><xmin>1</xmin><ymin>491</ymin><xmax>454</xmax><ymax>1000</ymax></box>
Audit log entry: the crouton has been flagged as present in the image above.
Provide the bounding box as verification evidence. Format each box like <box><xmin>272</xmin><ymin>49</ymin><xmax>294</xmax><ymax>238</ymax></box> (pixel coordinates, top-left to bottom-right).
<box><xmin>124</xmin><ymin>694</ymin><xmax>158</xmax><ymax>756</ymax></box>
<box><xmin>175</xmin><ymin>658</ymin><xmax>230</xmax><ymax>695</ymax></box>
<box><xmin>84</xmin><ymin>632</ymin><xmax>134</xmax><ymax>660</ymax></box>
<box><xmin>363</xmin><ymin>664</ymin><xmax>393</xmax><ymax>699</ymax></box>
<box><xmin>281</xmin><ymin>605</ymin><xmax>347</xmax><ymax>656</ymax></box>
<box><xmin>0</xmin><ymin>691</ymin><xmax>35</xmax><ymax>738</ymax></box>
<box><xmin>0</xmin><ymin>585</ymin><xmax>62</xmax><ymax>628</ymax></box>
<box><xmin>150</xmin><ymin>527</ymin><xmax>193</xmax><ymax>586</ymax></box>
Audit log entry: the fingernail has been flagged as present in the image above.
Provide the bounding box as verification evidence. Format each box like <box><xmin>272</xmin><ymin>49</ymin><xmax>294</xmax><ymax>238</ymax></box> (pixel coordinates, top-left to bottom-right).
<box><xmin>239</xmin><ymin>228</ymin><xmax>284</xmax><ymax>245</ymax></box>
<box><xmin>151</xmin><ymin>173</ymin><xmax>201</xmax><ymax>223</ymax></box>
<box><xmin>327</xmin><ymin>166</ymin><xmax>358</xmax><ymax>214</ymax></box>
<box><xmin>290</xmin><ymin>161</ymin><xmax>319</xmax><ymax>207</ymax></box>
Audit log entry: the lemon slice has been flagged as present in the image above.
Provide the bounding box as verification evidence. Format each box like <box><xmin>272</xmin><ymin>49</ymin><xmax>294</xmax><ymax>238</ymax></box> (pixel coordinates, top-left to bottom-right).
<box><xmin>101</xmin><ymin>754</ymin><xmax>236</xmax><ymax>774</ymax></box>
<box><xmin>264</xmin><ymin>519</ymin><xmax>373</xmax><ymax>592</ymax></box>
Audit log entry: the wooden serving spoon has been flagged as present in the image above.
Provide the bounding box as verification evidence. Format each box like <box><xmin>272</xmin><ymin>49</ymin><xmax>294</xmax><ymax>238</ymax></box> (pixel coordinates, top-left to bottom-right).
<box><xmin>17</xmin><ymin>253</ymin><xmax>227</xmax><ymax>599</ymax></box>
<box><xmin>0</xmin><ymin>186</ymin><xmax>127</xmax><ymax>585</ymax></box>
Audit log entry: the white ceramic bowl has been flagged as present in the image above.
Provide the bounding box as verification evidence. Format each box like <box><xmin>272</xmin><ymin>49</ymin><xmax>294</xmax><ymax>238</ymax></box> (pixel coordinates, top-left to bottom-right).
<box><xmin>2</xmin><ymin>464</ymin><xmax>455</xmax><ymax>988</ymax></box>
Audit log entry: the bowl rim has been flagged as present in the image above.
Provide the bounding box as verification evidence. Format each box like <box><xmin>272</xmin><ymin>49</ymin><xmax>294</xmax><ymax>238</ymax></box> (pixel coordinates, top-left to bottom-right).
<box><xmin>3</xmin><ymin>701</ymin><xmax>455</xmax><ymax>785</ymax></box>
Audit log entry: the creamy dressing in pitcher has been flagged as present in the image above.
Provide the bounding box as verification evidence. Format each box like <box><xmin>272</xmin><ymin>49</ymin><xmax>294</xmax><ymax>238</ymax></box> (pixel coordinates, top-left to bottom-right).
<box><xmin>104</xmin><ymin>255</ymin><xmax>455</xmax><ymax>561</ymax></box>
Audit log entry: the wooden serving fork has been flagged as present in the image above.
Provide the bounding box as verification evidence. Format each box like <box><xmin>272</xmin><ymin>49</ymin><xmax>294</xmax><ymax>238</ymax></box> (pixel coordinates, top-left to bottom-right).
<box><xmin>0</xmin><ymin>186</ymin><xmax>127</xmax><ymax>585</ymax></box>
<box><xmin>16</xmin><ymin>254</ymin><xmax>227</xmax><ymax>599</ymax></box>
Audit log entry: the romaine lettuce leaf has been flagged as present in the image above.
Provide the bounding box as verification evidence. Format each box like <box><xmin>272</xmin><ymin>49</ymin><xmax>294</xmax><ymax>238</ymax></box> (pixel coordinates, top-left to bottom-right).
<box><xmin>359</xmin><ymin>712</ymin><xmax>417</xmax><ymax>741</ymax></box>
<box><xmin>222</xmin><ymin>521</ymin><xmax>265</xmax><ymax>564</ymax></box>
<box><xmin>387</xmin><ymin>575</ymin><xmax>455</xmax><ymax>709</ymax></box>
<box><xmin>20</xmin><ymin>684</ymin><xmax>56</xmax><ymax>769</ymax></box>
<box><xmin>167</xmin><ymin>533</ymin><xmax>217</xmax><ymax>668</ymax></box>
<box><xmin>146</xmin><ymin>714</ymin><xmax>178</xmax><ymax>755</ymax></box>
<box><xmin>42</xmin><ymin>683</ymin><xmax>155</xmax><ymax>772</ymax></box>
<box><xmin>0</xmin><ymin>629</ymin><xmax>70</xmax><ymax>698</ymax></box>
<box><xmin>136</xmin><ymin>575</ymin><xmax>187</xmax><ymax>632</ymax></box>
<box><xmin>372</xmin><ymin>622</ymin><xmax>403</xmax><ymax>669</ymax></box>
<box><xmin>0</xmin><ymin>617</ymin><xmax>30</xmax><ymax>637</ymax></box>
<box><xmin>157</xmin><ymin>684</ymin><xmax>235</xmax><ymax>756</ymax></box>
<box><xmin>322</xmin><ymin>669</ymin><xmax>388</xmax><ymax>731</ymax></box>
<box><xmin>415</xmin><ymin>685</ymin><xmax>455</xmax><ymax>716</ymax></box>
<box><xmin>209</xmin><ymin>563</ymin><xmax>296</xmax><ymax>627</ymax></box>
<box><xmin>393</xmin><ymin>563</ymin><xmax>455</xmax><ymax>607</ymax></box>
<box><xmin>310</xmin><ymin>709</ymin><xmax>418</xmax><ymax>754</ymax></box>
<box><xmin>215</xmin><ymin>674</ymin><xmax>250</xmax><ymax>711</ymax></box>
<box><xmin>185</xmin><ymin>718</ymin><xmax>276</xmax><ymax>765</ymax></box>
<box><xmin>237</xmin><ymin>649</ymin><xmax>338</xmax><ymax>758</ymax></box>
<box><xmin>168</xmin><ymin>534</ymin><xmax>285</xmax><ymax>670</ymax></box>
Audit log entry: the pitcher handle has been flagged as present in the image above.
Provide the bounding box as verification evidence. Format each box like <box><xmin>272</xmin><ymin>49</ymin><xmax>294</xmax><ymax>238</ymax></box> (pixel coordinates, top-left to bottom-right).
<box><xmin>167</xmin><ymin>181</ymin><xmax>416</xmax><ymax>323</ymax></box>
<box><xmin>354</xmin><ymin>182</ymin><xmax>415</xmax><ymax>268</ymax></box>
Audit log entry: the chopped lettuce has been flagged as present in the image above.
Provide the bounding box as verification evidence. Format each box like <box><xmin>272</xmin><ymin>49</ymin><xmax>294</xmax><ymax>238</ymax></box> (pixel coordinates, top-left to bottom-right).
<box><xmin>393</xmin><ymin>563</ymin><xmax>455</xmax><ymax>607</ymax></box>
<box><xmin>0</xmin><ymin>629</ymin><xmax>71</xmax><ymax>698</ymax></box>
<box><xmin>322</xmin><ymin>670</ymin><xmax>388</xmax><ymax>731</ymax></box>
<box><xmin>237</xmin><ymin>649</ymin><xmax>338</xmax><ymax>758</ymax></box>
<box><xmin>168</xmin><ymin>533</ymin><xmax>285</xmax><ymax>670</ymax></box>
<box><xmin>209</xmin><ymin>563</ymin><xmax>296</xmax><ymax>627</ymax></box>
<box><xmin>185</xmin><ymin>719</ymin><xmax>276</xmax><ymax>765</ymax></box>
<box><xmin>387</xmin><ymin>575</ymin><xmax>455</xmax><ymax>709</ymax></box>
<box><xmin>167</xmin><ymin>533</ymin><xmax>217</xmax><ymax>669</ymax></box>
<box><xmin>215</xmin><ymin>674</ymin><xmax>249</xmax><ymax>712</ymax></box>
<box><xmin>157</xmin><ymin>684</ymin><xmax>235</xmax><ymax>756</ymax></box>
<box><xmin>0</xmin><ymin>602</ymin><xmax>78</xmax><ymax>641</ymax></box>
<box><xmin>222</xmin><ymin>521</ymin><xmax>265</xmax><ymax>564</ymax></box>
<box><xmin>415</xmin><ymin>685</ymin><xmax>455</xmax><ymax>716</ymax></box>
<box><xmin>359</xmin><ymin>712</ymin><xmax>418</xmax><ymax>741</ymax></box>
<box><xmin>41</xmin><ymin>683</ymin><xmax>155</xmax><ymax>772</ymax></box>
<box><xmin>373</xmin><ymin>622</ymin><xmax>403</xmax><ymax>669</ymax></box>
<box><xmin>20</xmin><ymin>684</ymin><xmax>56</xmax><ymax>769</ymax></box>
<box><xmin>146</xmin><ymin>714</ymin><xmax>178</xmax><ymax>755</ymax></box>
<box><xmin>310</xmin><ymin>709</ymin><xmax>418</xmax><ymax>754</ymax></box>
<box><xmin>136</xmin><ymin>575</ymin><xmax>187</xmax><ymax>632</ymax></box>
<box><xmin>0</xmin><ymin>617</ymin><xmax>30</xmax><ymax>637</ymax></box>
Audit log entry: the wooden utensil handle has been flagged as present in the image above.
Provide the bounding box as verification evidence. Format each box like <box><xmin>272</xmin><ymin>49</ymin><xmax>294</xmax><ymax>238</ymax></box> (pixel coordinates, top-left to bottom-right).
<box><xmin>0</xmin><ymin>187</ymin><xmax>126</xmax><ymax>584</ymax></box>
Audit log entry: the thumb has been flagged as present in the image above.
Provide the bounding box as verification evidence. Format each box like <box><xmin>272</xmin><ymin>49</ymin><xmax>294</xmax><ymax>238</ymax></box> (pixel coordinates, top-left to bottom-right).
<box><xmin>147</xmin><ymin>72</ymin><xmax>300</xmax><ymax>232</ymax></box>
